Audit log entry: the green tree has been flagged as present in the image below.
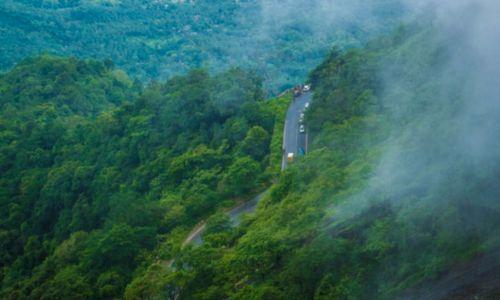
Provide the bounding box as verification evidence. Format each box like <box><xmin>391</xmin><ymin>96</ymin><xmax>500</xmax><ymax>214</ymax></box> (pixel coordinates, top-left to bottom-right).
<box><xmin>219</xmin><ymin>156</ymin><xmax>261</xmax><ymax>197</ymax></box>
<box><xmin>240</xmin><ymin>126</ymin><xmax>270</xmax><ymax>161</ymax></box>
<box><xmin>38</xmin><ymin>266</ymin><xmax>93</xmax><ymax>300</ymax></box>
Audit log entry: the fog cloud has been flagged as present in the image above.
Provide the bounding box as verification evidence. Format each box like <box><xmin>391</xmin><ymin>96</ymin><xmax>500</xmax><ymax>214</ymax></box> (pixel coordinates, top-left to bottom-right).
<box><xmin>329</xmin><ymin>0</ymin><xmax>500</xmax><ymax>246</ymax></box>
<box><xmin>318</xmin><ymin>3</ymin><xmax>500</xmax><ymax>295</ymax></box>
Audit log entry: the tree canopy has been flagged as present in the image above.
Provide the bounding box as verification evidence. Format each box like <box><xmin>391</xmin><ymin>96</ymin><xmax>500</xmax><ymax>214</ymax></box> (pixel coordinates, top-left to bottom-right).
<box><xmin>0</xmin><ymin>56</ymin><xmax>290</xmax><ymax>298</ymax></box>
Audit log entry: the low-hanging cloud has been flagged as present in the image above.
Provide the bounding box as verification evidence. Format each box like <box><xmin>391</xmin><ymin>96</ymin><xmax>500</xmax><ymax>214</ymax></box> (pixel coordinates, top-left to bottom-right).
<box><xmin>319</xmin><ymin>2</ymin><xmax>500</xmax><ymax>296</ymax></box>
<box><xmin>328</xmin><ymin>0</ymin><xmax>500</xmax><ymax>247</ymax></box>
<box><xmin>256</xmin><ymin>0</ymin><xmax>407</xmax><ymax>39</ymax></box>
<box><xmin>378</xmin><ymin>0</ymin><xmax>500</xmax><ymax>192</ymax></box>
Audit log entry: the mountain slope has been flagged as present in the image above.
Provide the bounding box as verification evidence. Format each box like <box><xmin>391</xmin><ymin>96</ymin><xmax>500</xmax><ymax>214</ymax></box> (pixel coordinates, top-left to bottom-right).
<box><xmin>0</xmin><ymin>55</ymin><xmax>133</xmax><ymax>115</ymax></box>
<box><xmin>0</xmin><ymin>0</ymin><xmax>407</xmax><ymax>92</ymax></box>
<box><xmin>2</xmin><ymin>2</ymin><xmax>500</xmax><ymax>299</ymax></box>
<box><xmin>144</xmin><ymin>13</ymin><xmax>500</xmax><ymax>299</ymax></box>
<box><xmin>0</xmin><ymin>57</ymin><xmax>289</xmax><ymax>298</ymax></box>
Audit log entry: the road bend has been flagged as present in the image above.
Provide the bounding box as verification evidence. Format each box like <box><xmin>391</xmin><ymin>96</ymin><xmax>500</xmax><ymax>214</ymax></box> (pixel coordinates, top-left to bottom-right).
<box><xmin>179</xmin><ymin>91</ymin><xmax>312</xmax><ymax>249</ymax></box>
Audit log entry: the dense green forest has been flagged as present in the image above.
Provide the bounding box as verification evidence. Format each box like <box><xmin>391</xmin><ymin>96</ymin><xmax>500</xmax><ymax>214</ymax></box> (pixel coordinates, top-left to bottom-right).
<box><xmin>2</xmin><ymin>1</ymin><xmax>500</xmax><ymax>299</ymax></box>
<box><xmin>123</xmin><ymin>20</ymin><xmax>500</xmax><ymax>300</ymax></box>
<box><xmin>0</xmin><ymin>55</ymin><xmax>290</xmax><ymax>298</ymax></box>
<box><xmin>0</xmin><ymin>0</ymin><xmax>407</xmax><ymax>92</ymax></box>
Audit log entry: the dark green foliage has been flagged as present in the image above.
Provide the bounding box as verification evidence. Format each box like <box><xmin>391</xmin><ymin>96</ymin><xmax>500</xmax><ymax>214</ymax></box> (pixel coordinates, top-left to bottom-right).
<box><xmin>219</xmin><ymin>156</ymin><xmax>261</xmax><ymax>197</ymax></box>
<box><xmin>3</xmin><ymin>10</ymin><xmax>499</xmax><ymax>299</ymax></box>
<box><xmin>0</xmin><ymin>56</ymin><xmax>284</xmax><ymax>298</ymax></box>
<box><xmin>0</xmin><ymin>0</ymin><xmax>407</xmax><ymax>93</ymax></box>
<box><xmin>154</xmin><ymin>23</ymin><xmax>500</xmax><ymax>299</ymax></box>
<box><xmin>38</xmin><ymin>266</ymin><xmax>93</xmax><ymax>300</ymax></box>
<box><xmin>240</xmin><ymin>126</ymin><xmax>271</xmax><ymax>161</ymax></box>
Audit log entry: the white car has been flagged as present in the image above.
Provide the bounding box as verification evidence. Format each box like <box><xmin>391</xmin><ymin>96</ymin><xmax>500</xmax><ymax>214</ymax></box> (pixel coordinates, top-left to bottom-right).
<box><xmin>304</xmin><ymin>102</ymin><xmax>310</xmax><ymax>109</ymax></box>
<box><xmin>303</xmin><ymin>84</ymin><xmax>311</xmax><ymax>92</ymax></box>
<box><xmin>299</xmin><ymin>113</ymin><xmax>305</xmax><ymax>123</ymax></box>
<box><xmin>299</xmin><ymin>125</ymin><xmax>305</xmax><ymax>133</ymax></box>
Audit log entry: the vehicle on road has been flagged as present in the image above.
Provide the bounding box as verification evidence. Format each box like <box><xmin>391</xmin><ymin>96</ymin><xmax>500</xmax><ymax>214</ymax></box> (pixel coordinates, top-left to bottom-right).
<box><xmin>287</xmin><ymin>153</ymin><xmax>295</xmax><ymax>162</ymax></box>
<box><xmin>299</xmin><ymin>124</ymin><xmax>305</xmax><ymax>133</ymax></box>
<box><xmin>299</xmin><ymin>112</ymin><xmax>305</xmax><ymax>123</ymax></box>
<box><xmin>304</xmin><ymin>102</ymin><xmax>310</xmax><ymax>109</ymax></box>
<box><xmin>293</xmin><ymin>85</ymin><xmax>303</xmax><ymax>97</ymax></box>
<box><xmin>298</xmin><ymin>148</ymin><xmax>305</xmax><ymax>156</ymax></box>
<box><xmin>303</xmin><ymin>84</ymin><xmax>311</xmax><ymax>92</ymax></box>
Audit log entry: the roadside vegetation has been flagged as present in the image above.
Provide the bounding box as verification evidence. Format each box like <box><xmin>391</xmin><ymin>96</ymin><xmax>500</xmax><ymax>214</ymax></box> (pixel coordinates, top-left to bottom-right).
<box><xmin>2</xmin><ymin>3</ymin><xmax>499</xmax><ymax>299</ymax></box>
<box><xmin>0</xmin><ymin>56</ymin><xmax>287</xmax><ymax>298</ymax></box>
<box><xmin>132</xmin><ymin>23</ymin><xmax>500</xmax><ymax>299</ymax></box>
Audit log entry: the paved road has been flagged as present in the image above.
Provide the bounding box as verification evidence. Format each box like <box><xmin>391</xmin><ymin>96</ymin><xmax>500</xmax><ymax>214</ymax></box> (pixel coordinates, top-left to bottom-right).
<box><xmin>228</xmin><ymin>191</ymin><xmax>267</xmax><ymax>226</ymax></box>
<box><xmin>182</xmin><ymin>221</ymin><xmax>205</xmax><ymax>247</ymax></box>
<box><xmin>182</xmin><ymin>191</ymin><xmax>268</xmax><ymax>247</ymax></box>
<box><xmin>181</xmin><ymin>91</ymin><xmax>312</xmax><ymax>248</ymax></box>
<box><xmin>282</xmin><ymin>91</ymin><xmax>312</xmax><ymax>169</ymax></box>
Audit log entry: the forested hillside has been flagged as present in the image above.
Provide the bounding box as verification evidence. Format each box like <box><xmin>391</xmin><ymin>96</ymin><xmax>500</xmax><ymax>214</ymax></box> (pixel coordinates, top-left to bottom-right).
<box><xmin>0</xmin><ymin>56</ymin><xmax>289</xmax><ymax>298</ymax></box>
<box><xmin>0</xmin><ymin>0</ymin><xmax>407</xmax><ymax>92</ymax></box>
<box><xmin>2</xmin><ymin>1</ymin><xmax>500</xmax><ymax>299</ymax></box>
<box><xmin>132</xmin><ymin>11</ymin><xmax>500</xmax><ymax>300</ymax></box>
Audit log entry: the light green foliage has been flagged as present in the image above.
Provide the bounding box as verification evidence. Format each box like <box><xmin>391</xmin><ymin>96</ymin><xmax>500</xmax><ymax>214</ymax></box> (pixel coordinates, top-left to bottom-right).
<box><xmin>240</xmin><ymin>126</ymin><xmax>270</xmax><ymax>161</ymax></box>
<box><xmin>219</xmin><ymin>156</ymin><xmax>261</xmax><ymax>197</ymax></box>
<box><xmin>266</xmin><ymin>93</ymin><xmax>292</xmax><ymax>176</ymax></box>
<box><xmin>123</xmin><ymin>263</ymin><xmax>173</xmax><ymax>300</ymax></box>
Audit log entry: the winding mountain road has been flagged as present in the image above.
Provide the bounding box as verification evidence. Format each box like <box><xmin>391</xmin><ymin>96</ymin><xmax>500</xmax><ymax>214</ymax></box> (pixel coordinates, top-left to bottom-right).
<box><xmin>181</xmin><ymin>91</ymin><xmax>312</xmax><ymax>248</ymax></box>
<box><xmin>181</xmin><ymin>191</ymin><xmax>268</xmax><ymax>247</ymax></box>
